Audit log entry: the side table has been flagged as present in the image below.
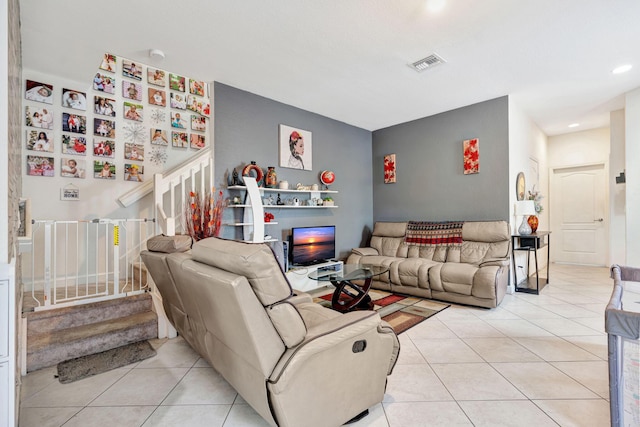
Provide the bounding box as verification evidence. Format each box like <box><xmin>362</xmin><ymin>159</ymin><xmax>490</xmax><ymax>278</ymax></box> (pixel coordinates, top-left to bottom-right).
<box><xmin>511</xmin><ymin>231</ymin><xmax>551</xmax><ymax>294</ymax></box>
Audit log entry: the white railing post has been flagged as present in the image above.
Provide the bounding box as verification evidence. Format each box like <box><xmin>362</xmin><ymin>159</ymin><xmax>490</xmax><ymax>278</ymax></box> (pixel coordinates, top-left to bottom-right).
<box><xmin>43</xmin><ymin>221</ymin><xmax>52</xmax><ymax>308</ymax></box>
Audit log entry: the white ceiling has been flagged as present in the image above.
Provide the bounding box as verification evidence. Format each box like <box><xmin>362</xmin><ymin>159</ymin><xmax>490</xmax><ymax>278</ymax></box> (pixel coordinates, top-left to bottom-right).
<box><xmin>19</xmin><ymin>0</ymin><xmax>640</xmax><ymax>135</ymax></box>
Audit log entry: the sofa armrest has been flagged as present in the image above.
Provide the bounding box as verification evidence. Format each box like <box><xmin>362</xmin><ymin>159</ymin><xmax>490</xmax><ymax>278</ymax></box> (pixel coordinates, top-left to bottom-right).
<box><xmin>268</xmin><ymin>310</ymin><xmax>394</xmax><ymax>387</ymax></box>
<box><xmin>288</xmin><ymin>292</ymin><xmax>313</xmax><ymax>305</ymax></box>
<box><xmin>479</xmin><ymin>258</ymin><xmax>510</xmax><ymax>267</ymax></box>
<box><xmin>351</xmin><ymin>247</ymin><xmax>379</xmax><ymax>256</ymax></box>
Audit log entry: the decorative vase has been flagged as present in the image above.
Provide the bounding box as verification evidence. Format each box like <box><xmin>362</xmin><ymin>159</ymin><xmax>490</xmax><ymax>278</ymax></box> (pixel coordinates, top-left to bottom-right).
<box><xmin>518</xmin><ymin>216</ymin><xmax>532</xmax><ymax>235</ymax></box>
<box><xmin>265</xmin><ymin>167</ymin><xmax>277</xmax><ymax>188</ymax></box>
<box><xmin>527</xmin><ymin>215</ymin><xmax>539</xmax><ymax>233</ymax></box>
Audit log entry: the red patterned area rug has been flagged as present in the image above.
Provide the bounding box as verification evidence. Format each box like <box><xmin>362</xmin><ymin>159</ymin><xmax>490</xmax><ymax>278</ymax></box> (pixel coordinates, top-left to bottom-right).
<box><xmin>313</xmin><ymin>288</ymin><xmax>450</xmax><ymax>334</ymax></box>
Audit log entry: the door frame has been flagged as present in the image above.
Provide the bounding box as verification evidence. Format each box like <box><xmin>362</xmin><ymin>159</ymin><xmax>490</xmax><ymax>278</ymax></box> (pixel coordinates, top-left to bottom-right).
<box><xmin>549</xmin><ymin>161</ymin><xmax>610</xmax><ymax>266</ymax></box>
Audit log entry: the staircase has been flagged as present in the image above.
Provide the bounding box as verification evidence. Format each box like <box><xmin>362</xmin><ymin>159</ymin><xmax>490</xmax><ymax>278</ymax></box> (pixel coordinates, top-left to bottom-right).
<box><xmin>24</xmin><ymin>293</ymin><xmax>157</xmax><ymax>372</ymax></box>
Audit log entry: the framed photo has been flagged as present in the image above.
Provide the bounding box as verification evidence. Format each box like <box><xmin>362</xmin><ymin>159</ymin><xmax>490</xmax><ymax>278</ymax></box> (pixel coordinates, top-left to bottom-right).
<box><xmin>26</xmin><ymin>130</ymin><xmax>53</xmax><ymax>152</ymax></box>
<box><xmin>25</xmin><ymin>79</ymin><xmax>53</xmax><ymax>104</ymax></box>
<box><xmin>150</xmin><ymin>129</ymin><xmax>169</xmax><ymax>146</ymax></box>
<box><xmin>62</xmin><ymin>135</ymin><xmax>87</xmax><ymax>156</ymax></box>
<box><xmin>190</xmin><ymin>134</ymin><xmax>205</xmax><ymax>150</ymax></box>
<box><xmin>26</xmin><ymin>155</ymin><xmax>55</xmax><ymax>177</ymax></box>
<box><xmin>60</xmin><ymin>184</ymin><xmax>80</xmax><ymax>201</ymax></box>
<box><xmin>62</xmin><ymin>113</ymin><xmax>87</xmax><ymax>134</ymax></box>
<box><xmin>171</xmin><ymin>131</ymin><xmax>188</xmax><ymax>148</ymax></box>
<box><xmin>93</xmin><ymin>138</ymin><xmax>115</xmax><ymax>157</ymax></box>
<box><xmin>124</xmin><ymin>163</ymin><xmax>144</xmax><ymax>182</ymax></box>
<box><xmin>94</xmin><ymin>96</ymin><xmax>116</xmax><ymax>117</ymax></box>
<box><xmin>94</xmin><ymin>160</ymin><xmax>116</xmax><ymax>179</ymax></box>
<box><xmin>123</xmin><ymin>102</ymin><xmax>143</xmax><ymax>121</ymax></box>
<box><xmin>94</xmin><ymin>118</ymin><xmax>116</xmax><ymax>138</ymax></box>
<box><xmin>93</xmin><ymin>73</ymin><xmax>115</xmax><ymax>94</ymax></box>
<box><xmin>122</xmin><ymin>59</ymin><xmax>142</xmax><ymax>81</ymax></box>
<box><xmin>169</xmin><ymin>73</ymin><xmax>185</xmax><ymax>92</ymax></box>
<box><xmin>122</xmin><ymin>81</ymin><xmax>142</xmax><ymax>101</ymax></box>
<box><xmin>25</xmin><ymin>106</ymin><xmax>53</xmax><ymax>129</ymax></box>
<box><xmin>191</xmin><ymin>115</ymin><xmax>206</xmax><ymax>132</ymax></box>
<box><xmin>124</xmin><ymin>142</ymin><xmax>144</xmax><ymax>161</ymax></box>
<box><xmin>279</xmin><ymin>124</ymin><xmax>312</xmax><ymax>171</ymax></box>
<box><xmin>170</xmin><ymin>112</ymin><xmax>186</xmax><ymax>129</ymax></box>
<box><xmin>170</xmin><ymin>92</ymin><xmax>186</xmax><ymax>110</ymax></box>
<box><xmin>99</xmin><ymin>53</ymin><xmax>116</xmax><ymax>73</ymax></box>
<box><xmin>189</xmin><ymin>79</ymin><xmax>205</xmax><ymax>96</ymax></box>
<box><xmin>62</xmin><ymin>89</ymin><xmax>87</xmax><ymax>110</ymax></box>
<box><xmin>61</xmin><ymin>157</ymin><xmax>86</xmax><ymax>179</ymax></box>
<box><xmin>148</xmin><ymin>88</ymin><xmax>166</xmax><ymax>107</ymax></box>
<box><xmin>147</xmin><ymin>68</ymin><xmax>165</xmax><ymax>86</ymax></box>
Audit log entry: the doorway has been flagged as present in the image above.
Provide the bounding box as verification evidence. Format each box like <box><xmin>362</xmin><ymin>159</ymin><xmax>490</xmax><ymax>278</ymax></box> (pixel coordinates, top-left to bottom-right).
<box><xmin>550</xmin><ymin>163</ymin><xmax>608</xmax><ymax>266</ymax></box>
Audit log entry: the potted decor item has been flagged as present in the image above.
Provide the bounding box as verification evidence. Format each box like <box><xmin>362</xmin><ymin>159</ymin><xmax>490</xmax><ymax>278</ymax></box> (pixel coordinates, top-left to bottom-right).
<box><xmin>323</xmin><ymin>197</ymin><xmax>334</xmax><ymax>207</ymax></box>
<box><xmin>527</xmin><ymin>186</ymin><xmax>544</xmax><ymax>233</ymax></box>
<box><xmin>184</xmin><ymin>188</ymin><xmax>225</xmax><ymax>241</ymax></box>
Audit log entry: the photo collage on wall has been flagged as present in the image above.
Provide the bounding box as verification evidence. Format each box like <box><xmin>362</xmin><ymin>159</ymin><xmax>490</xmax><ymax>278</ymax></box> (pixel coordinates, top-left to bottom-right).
<box><xmin>23</xmin><ymin>51</ymin><xmax>211</xmax><ymax>182</ymax></box>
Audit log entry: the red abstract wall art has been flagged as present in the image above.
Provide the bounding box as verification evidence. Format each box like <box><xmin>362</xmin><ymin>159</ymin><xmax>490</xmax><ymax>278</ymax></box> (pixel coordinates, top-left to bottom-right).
<box><xmin>463</xmin><ymin>138</ymin><xmax>479</xmax><ymax>175</ymax></box>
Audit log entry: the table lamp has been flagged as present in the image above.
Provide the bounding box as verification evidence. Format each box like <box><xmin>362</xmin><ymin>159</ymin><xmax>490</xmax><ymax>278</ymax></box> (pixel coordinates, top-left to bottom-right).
<box><xmin>515</xmin><ymin>200</ymin><xmax>537</xmax><ymax>235</ymax></box>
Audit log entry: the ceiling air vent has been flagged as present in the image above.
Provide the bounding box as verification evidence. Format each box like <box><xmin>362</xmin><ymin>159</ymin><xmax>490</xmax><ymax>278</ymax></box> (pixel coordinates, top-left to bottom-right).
<box><xmin>409</xmin><ymin>53</ymin><xmax>446</xmax><ymax>72</ymax></box>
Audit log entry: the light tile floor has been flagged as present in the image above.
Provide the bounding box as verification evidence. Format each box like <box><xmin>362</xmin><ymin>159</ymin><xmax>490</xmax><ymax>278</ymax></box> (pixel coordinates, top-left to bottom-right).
<box><xmin>19</xmin><ymin>264</ymin><xmax>620</xmax><ymax>426</ymax></box>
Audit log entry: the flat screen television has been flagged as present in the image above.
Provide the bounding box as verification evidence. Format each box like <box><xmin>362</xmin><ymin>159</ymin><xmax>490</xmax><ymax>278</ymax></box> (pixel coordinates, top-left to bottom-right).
<box><xmin>290</xmin><ymin>225</ymin><xmax>336</xmax><ymax>266</ymax></box>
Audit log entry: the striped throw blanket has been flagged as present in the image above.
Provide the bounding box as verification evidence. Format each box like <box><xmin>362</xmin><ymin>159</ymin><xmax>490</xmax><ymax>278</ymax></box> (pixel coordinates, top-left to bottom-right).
<box><xmin>404</xmin><ymin>221</ymin><xmax>464</xmax><ymax>247</ymax></box>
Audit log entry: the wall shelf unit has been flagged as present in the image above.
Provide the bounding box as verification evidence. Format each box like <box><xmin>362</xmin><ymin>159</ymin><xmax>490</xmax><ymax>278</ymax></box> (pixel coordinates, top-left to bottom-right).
<box><xmin>225</xmin><ymin>179</ymin><xmax>339</xmax><ymax>243</ymax></box>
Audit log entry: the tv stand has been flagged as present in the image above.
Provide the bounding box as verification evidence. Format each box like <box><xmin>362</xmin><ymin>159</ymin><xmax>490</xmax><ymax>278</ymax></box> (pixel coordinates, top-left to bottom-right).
<box><xmin>285</xmin><ymin>260</ymin><xmax>343</xmax><ymax>292</ymax></box>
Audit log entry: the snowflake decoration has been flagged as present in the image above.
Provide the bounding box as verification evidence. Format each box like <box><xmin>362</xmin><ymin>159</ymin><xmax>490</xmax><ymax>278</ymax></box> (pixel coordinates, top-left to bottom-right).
<box><xmin>149</xmin><ymin>147</ymin><xmax>168</xmax><ymax>166</ymax></box>
<box><xmin>123</xmin><ymin>122</ymin><xmax>146</xmax><ymax>144</ymax></box>
<box><xmin>150</xmin><ymin>108</ymin><xmax>166</xmax><ymax>125</ymax></box>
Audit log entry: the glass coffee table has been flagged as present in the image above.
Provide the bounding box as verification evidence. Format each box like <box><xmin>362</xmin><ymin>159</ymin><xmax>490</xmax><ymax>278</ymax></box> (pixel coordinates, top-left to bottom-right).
<box><xmin>309</xmin><ymin>264</ymin><xmax>390</xmax><ymax>312</ymax></box>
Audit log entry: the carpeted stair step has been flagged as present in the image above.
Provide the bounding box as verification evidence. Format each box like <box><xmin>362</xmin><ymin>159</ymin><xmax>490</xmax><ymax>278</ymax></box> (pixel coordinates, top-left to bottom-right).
<box><xmin>27</xmin><ymin>310</ymin><xmax>157</xmax><ymax>372</ymax></box>
<box><xmin>26</xmin><ymin>292</ymin><xmax>152</xmax><ymax>335</ymax></box>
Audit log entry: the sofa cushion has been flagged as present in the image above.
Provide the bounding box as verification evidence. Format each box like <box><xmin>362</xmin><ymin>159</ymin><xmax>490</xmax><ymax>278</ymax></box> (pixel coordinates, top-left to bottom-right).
<box><xmin>146</xmin><ymin>234</ymin><xmax>192</xmax><ymax>253</ymax></box>
<box><xmin>462</xmin><ymin>221</ymin><xmax>509</xmax><ymax>242</ymax></box>
<box><xmin>192</xmin><ymin>237</ymin><xmax>292</xmax><ymax>306</ymax></box>
<box><xmin>439</xmin><ymin>263</ymin><xmax>477</xmax><ymax>295</ymax></box>
<box><xmin>370</xmin><ymin>236</ymin><xmax>407</xmax><ymax>258</ymax></box>
<box><xmin>392</xmin><ymin>258</ymin><xmax>437</xmax><ymax>289</ymax></box>
<box><xmin>373</xmin><ymin>222</ymin><xmax>408</xmax><ymax>237</ymax></box>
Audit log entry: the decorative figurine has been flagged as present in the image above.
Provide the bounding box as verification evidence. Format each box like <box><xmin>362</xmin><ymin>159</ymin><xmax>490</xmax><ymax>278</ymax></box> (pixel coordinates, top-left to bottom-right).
<box><xmin>232</xmin><ymin>168</ymin><xmax>243</xmax><ymax>186</ymax></box>
<box><xmin>276</xmin><ymin>193</ymin><xmax>284</xmax><ymax>205</ymax></box>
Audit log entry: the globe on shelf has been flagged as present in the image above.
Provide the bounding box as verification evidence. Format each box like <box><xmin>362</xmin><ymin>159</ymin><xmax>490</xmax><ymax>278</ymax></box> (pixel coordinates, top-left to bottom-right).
<box><xmin>320</xmin><ymin>170</ymin><xmax>335</xmax><ymax>189</ymax></box>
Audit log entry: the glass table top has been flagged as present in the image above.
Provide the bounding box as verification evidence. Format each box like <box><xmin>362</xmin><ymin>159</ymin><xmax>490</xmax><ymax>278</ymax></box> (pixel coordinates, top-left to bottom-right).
<box><xmin>308</xmin><ymin>264</ymin><xmax>389</xmax><ymax>282</ymax></box>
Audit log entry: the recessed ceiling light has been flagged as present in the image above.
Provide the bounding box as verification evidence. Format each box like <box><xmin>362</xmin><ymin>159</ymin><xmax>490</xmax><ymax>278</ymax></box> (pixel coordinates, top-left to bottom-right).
<box><xmin>612</xmin><ymin>64</ymin><xmax>632</xmax><ymax>74</ymax></box>
<box><xmin>568</xmin><ymin>123</ymin><xmax>580</xmax><ymax>128</ymax></box>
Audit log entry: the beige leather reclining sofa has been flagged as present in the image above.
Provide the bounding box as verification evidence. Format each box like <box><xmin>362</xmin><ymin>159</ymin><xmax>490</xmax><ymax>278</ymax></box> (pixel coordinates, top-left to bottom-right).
<box><xmin>347</xmin><ymin>221</ymin><xmax>510</xmax><ymax>308</ymax></box>
<box><xmin>142</xmin><ymin>236</ymin><xmax>400</xmax><ymax>427</ymax></box>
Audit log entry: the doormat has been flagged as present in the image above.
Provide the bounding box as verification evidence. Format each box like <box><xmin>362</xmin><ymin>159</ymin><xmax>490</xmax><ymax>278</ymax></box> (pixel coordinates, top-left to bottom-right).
<box><xmin>314</xmin><ymin>289</ymin><xmax>449</xmax><ymax>334</ymax></box>
<box><xmin>56</xmin><ymin>340</ymin><xmax>156</xmax><ymax>384</ymax></box>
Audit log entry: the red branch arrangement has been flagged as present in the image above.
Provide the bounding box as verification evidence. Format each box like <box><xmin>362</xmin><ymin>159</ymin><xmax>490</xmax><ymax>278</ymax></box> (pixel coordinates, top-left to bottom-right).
<box><xmin>184</xmin><ymin>188</ymin><xmax>225</xmax><ymax>241</ymax></box>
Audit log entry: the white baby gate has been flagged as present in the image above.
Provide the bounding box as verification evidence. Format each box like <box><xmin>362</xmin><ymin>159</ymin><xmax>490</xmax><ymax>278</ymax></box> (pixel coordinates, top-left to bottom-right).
<box><xmin>22</xmin><ymin>218</ymin><xmax>155</xmax><ymax>311</ymax></box>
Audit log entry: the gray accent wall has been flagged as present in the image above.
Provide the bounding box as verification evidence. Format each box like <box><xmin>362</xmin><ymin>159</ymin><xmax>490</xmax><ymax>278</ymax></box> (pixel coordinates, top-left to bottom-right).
<box><xmin>213</xmin><ymin>83</ymin><xmax>373</xmax><ymax>260</ymax></box>
<box><xmin>372</xmin><ymin>96</ymin><xmax>510</xmax><ymax>222</ymax></box>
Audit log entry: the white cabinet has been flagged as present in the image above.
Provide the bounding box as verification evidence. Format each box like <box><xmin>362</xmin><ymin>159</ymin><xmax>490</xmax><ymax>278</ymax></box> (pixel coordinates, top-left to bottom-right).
<box><xmin>285</xmin><ymin>260</ymin><xmax>343</xmax><ymax>293</ymax></box>
<box><xmin>0</xmin><ymin>262</ymin><xmax>15</xmax><ymax>427</ymax></box>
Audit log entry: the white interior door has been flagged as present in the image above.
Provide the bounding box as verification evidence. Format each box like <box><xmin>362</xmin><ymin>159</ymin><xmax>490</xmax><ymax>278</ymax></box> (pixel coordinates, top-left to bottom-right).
<box><xmin>550</xmin><ymin>163</ymin><xmax>607</xmax><ymax>266</ymax></box>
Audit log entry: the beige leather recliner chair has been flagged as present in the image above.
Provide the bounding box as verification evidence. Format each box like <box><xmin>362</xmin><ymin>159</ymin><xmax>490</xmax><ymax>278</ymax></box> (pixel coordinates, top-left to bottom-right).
<box><xmin>141</xmin><ymin>236</ymin><xmax>400</xmax><ymax>427</ymax></box>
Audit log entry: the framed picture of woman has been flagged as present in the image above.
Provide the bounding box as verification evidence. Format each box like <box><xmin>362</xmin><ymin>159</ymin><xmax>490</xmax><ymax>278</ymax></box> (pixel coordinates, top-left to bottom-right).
<box><xmin>279</xmin><ymin>124</ymin><xmax>312</xmax><ymax>171</ymax></box>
